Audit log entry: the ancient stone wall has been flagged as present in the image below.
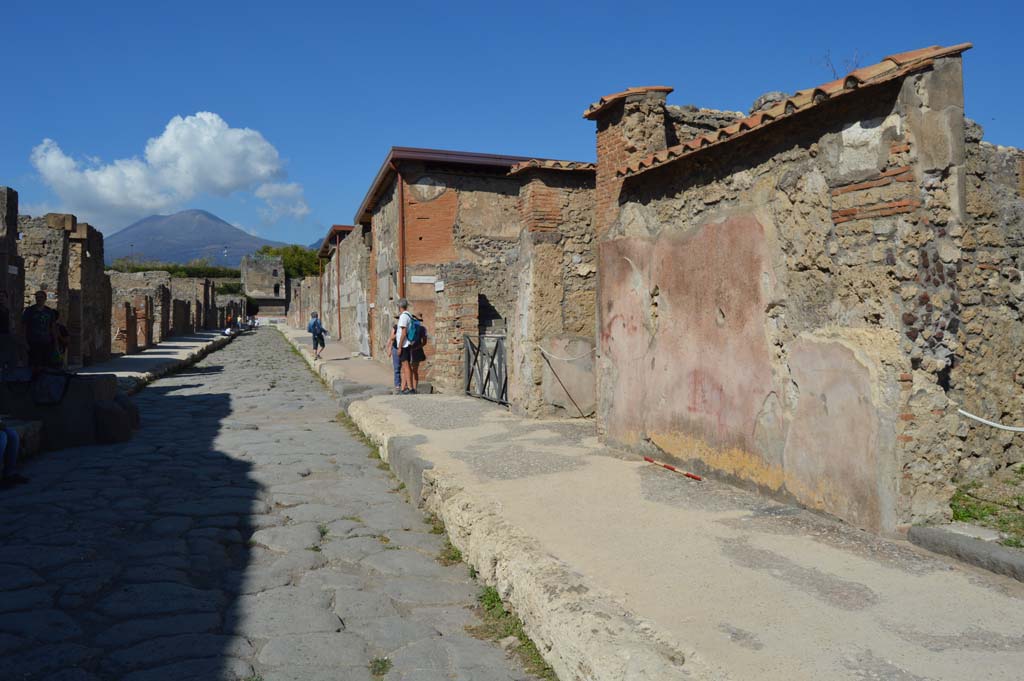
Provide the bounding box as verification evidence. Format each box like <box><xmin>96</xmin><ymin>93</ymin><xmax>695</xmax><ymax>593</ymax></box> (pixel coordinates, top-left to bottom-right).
<box><xmin>430</xmin><ymin>262</ymin><xmax>481</xmax><ymax>393</ymax></box>
<box><xmin>326</xmin><ymin>230</ymin><xmax>370</xmax><ymax>354</ymax></box>
<box><xmin>169</xmin><ymin>277</ymin><xmax>210</xmax><ymax>334</ymax></box>
<box><xmin>953</xmin><ymin>124</ymin><xmax>1024</xmax><ymax>485</ymax></box>
<box><xmin>0</xmin><ymin>188</ymin><xmax>25</xmax><ymax>358</ymax></box>
<box><xmin>19</xmin><ymin>214</ymin><xmax>71</xmax><ymax>322</ymax></box>
<box><xmin>109</xmin><ymin>271</ymin><xmax>171</xmax><ymax>344</ymax></box>
<box><xmin>69</xmin><ymin>223</ymin><xmax>111</xmax><ymax>364</ymax></box>
<box><xmin>111</xmin><ymin>301</ymin><xmax>137</xmax><ymax>355</ymax></box>
<box><xmin>241</xmin><ymin>254</ymin><xmax>286</xmax><ymax>315</ymax></box>
<box><xmin>370</xmin><ymin>181</ymin><xmax>400</xmax><ymax>357</ymax></box>
<box><xmin>597</xmin><ymin>58</ymin><xmax>972</xmax><ymax>534</ymax></box>
<box><xmin>508</xmin><ymin>170</ymin><xmax>597</xmax><ymax>417</ymax></box>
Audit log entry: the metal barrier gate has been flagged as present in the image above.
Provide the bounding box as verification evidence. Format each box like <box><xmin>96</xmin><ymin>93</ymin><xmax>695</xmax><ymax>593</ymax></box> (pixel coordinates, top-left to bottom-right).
<box><xmin>464</xmin><ymin>334</ymin><xmax>508</xmax><ymax>405</ymax></box>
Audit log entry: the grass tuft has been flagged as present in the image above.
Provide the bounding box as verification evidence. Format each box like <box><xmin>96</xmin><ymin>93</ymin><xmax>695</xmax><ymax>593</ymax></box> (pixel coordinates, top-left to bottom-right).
<box><xmin>369</xmin><ymin>657</ymin><xmax>392</xmax><ymax>677</ymax></box>
<box><xmin>438</xmin><ymin>539</ymin><xmax>463</xmax><ymax>566</ymax></box>
<box><xmin>467</xmin><ymin>586</ymin><xmax>558</xmax><ymax>680</ymax></box>
<box><xmin>305</xmin><ymin>545</ymin><xmax>322</xmax><ymax>553</ymax></box>
<box><xmin>317</xmin><ymin>524</ymin><xmax>329</xmax><ymax>539</ymax></box>
<box><xmin>425</xmin><ymin>512</ymin><xmax>445</xmax><ymax>535</ymax></box>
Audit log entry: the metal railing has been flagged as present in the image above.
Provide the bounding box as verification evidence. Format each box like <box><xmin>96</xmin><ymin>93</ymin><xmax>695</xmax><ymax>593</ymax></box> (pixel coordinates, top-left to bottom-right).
<box><xmin>464</xmin><ymin>334</ymin><xmax>508</xmax><ymax>405</ymax></box>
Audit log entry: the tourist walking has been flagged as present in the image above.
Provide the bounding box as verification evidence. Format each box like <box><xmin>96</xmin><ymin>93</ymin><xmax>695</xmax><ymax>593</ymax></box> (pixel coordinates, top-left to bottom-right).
<box><xmin>307</xmin><ymin>312</ymin><xmax>327</xmax><ymax>360</ymax></box>
<box><xmin>22</xmin><ymin>290</ymin><xmax>58</xmax><ymax>369</ymax></box>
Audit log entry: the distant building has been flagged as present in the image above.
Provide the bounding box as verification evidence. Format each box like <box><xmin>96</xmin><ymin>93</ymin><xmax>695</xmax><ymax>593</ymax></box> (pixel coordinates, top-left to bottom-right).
<box><xmin>241</xmin><ymin>254</ymin><xmax>287</xmax><ymax>316</ymax></box>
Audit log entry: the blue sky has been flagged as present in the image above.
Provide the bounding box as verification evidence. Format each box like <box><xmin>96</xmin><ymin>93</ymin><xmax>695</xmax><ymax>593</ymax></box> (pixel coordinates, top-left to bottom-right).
<box><xmin>3</xmin><ymin>0</ymin><xmax>1021</xmax><ymax>246</ymax></box>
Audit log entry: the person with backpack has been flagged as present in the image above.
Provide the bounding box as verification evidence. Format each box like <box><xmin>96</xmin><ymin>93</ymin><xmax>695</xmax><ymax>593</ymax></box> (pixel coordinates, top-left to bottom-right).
<box><xmin>307</xmin><ymin>311</ymin><xmax>327</xmax><ymax>360</ymax></box>
<box><xmin>410</xmin><ymin>314</ymin><xmax>428</xmax><ymax>393</ymax></box>
<box><xmin>396</xmin><ymin>298</ymin><xmax>421</xmax><ymax>394</ymax></box>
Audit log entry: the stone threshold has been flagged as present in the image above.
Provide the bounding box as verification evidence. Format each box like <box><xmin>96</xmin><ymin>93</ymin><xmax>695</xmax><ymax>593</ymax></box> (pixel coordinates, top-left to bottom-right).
<box><xmin>908</xmin><ymin>523</ymin><xmax>1024</xmax><ymax>582</ymax></box>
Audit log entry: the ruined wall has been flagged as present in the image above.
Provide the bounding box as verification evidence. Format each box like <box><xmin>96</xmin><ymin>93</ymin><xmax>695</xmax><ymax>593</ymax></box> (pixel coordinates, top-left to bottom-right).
<box><xmin>109</xmin><ymin>271</ymin><xmax>171</xmax><ymax>344</ymax></box>
<box><xmin>508</xmin><ymin>170</ymin><xmax>597</xmax><ymax>417</ymax></box>
<box><xmin>69</xmin><ymin>223</ymin><xmax>111</xmax><ymax>364</ymax></box>
<box><xmin>431</xmin><ymin>262</ymin><xmax>481</xmax><ymax>393</ymax></box>
<box><xmin>19</xmin><ymin>214</ymin><xmax>71</xmax><ymax>322</ymax></box>
<box><xmin>111</xmin><ymin>301</ymin><xmax>138</xmax><ymax>355</ymax></box>
<box><xmin>169</xmin><ymin>277</ymin><xmax>212</xmax><ymax>333</ymax></box>
<box><xmin>600</xmin><ymin>60</ymin><xmax>971</xmax><ymax>533</ymax></box>
<box><xmin>0</xmin><ymin>189</ymin><xmax>25</xmax><ymax>362</ymax></box>
<box><xmin>370</xmin><ymin>181</ymin><xmax>400</xmax><ymax>357</ymax></box>
<box><xmin>665</xmin><ymin>105</ymin><xmax>743</xmax><ymax>146</ymax></box>
<box><xmin>953</xmin><ymin>125</ymin><xmax>1024</xmax><ymax>484</ymax></box>
<box><xmin>241</xmin><ymin>254</ymin><xmax>285</xmax><ymax>298</ymax></box>
<box><xmin>335</xmin><ymin>231</ymin><xmax>370</xmax><ymax>354</ymax></box>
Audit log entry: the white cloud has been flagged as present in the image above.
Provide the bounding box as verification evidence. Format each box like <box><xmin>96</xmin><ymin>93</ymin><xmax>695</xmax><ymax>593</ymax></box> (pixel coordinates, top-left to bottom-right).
<box><xmin>254</xmin><ymin>182</ymin><xmax>310</xmax><ymax>221</ymax></box>
<box><xmin>30</xmin><ymin>112</ymin><xmax>307</xmax><ymax>229</ymax></box>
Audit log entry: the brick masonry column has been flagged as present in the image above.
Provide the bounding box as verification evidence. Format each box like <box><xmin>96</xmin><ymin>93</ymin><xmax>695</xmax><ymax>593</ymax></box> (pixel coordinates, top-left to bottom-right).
<box><xmin>584</xmin><ymin>87</ymin><xmax>672</xmax><ymax>239</ymax></box>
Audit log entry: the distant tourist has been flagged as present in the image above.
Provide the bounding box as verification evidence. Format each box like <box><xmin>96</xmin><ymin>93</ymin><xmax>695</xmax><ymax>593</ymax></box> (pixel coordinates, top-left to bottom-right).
<box><xmin>22</xmin><ymin>291</ymin><xmax>58</xmax><ymax>369</ymax></box>
<box><xmin>307</xmin><ymin>312</ymin><xmax>326</xmax><ymax>360</ymax></box>
<box><xmin>0</xmin><ymin>423</ymin><xmax>27</xmax><ymax>489</ymax></box>
<box><xmin>396</xmin><ymin>298</ymin><xmax>421</xmax><ymax>394</ymax></box>
<box><xmin>387</xmin><ymin>321</ymin><xmax>401</xmax><ymax>394</ymax></box>
<box><xmin>409</xmin><ymin>314</ymin><xmax>428</xmax><ymax>393</ymax></box>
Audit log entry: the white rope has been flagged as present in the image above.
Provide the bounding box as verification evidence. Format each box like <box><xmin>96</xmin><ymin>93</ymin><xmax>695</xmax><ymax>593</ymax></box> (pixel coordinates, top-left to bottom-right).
<box><xmin>534</xmin><ymin>344</ymin><xmax>596</xmax><ymax>362</ymax></box>
<box><xmin>957</xmin><ymin>408</ymin><xmax>1024</xmax><ymax>433</ymax></box>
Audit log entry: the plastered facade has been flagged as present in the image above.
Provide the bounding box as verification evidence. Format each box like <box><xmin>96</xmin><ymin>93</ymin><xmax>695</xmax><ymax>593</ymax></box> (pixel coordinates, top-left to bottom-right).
<box><xmin>596</xmin><ymin>57</ymin><xmax>982</xmax><ymax>533</ymax></box>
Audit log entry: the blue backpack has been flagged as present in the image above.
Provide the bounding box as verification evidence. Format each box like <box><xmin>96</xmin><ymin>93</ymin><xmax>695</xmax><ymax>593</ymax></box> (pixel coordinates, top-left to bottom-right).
<box><xmin>406</xmin><ymin>315</ymin><xmax>421</xmax><ymax>343</ymax></box>
<box><xmin>307</xmin><ymin>318</ymin><xmax>323</xmax><ymax>335</ymax></box>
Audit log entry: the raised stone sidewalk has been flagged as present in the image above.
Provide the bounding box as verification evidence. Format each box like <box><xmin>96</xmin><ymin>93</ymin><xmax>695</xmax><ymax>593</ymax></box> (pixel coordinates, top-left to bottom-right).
<box><xmin>78</xmin><ymin>331</ymin><xmax>234</xmax><ymax>393</ymax></box>
<box><xmin>278</xmin><ymin>324</ymin><xmax>1024</xmax><ymax>681</ymax></box>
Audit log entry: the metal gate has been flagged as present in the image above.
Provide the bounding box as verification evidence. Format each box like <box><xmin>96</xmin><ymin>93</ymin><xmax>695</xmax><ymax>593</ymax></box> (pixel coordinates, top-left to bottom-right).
<box><xmin>464</xmin><ymin>334</ymin><xmax>508</xmax><ymax>405</ymax></box>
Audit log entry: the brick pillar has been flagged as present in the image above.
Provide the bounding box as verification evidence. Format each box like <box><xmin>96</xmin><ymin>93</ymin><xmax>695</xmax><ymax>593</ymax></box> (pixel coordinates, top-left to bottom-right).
<box><xmin>584</xmin><ymin>87</ymin><xmax>672</xmax><ymax>238</ymax></box>
<box><xmin>432</xmin><ymin>264</ymin><xmax>480</xmax><ymax>394</ymax></box>
<box><xmin>112</xmin><ymin>302</ymin><xmax>138</xmax><ymax>355</ymax></box>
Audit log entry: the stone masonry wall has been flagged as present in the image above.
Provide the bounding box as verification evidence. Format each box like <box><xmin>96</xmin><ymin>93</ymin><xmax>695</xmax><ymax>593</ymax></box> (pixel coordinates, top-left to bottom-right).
<box><xmin>109</xmin><ymin>271</ymin><xmax>172</xmax><ymax>344</ymax></box>
<box><xmin>599</xmin><ymin>59</ymin><xmax>970</xmax><ymax>534</ymax></box>
<box><xmin>69</xmin><ymin>223</ymin><xmax>111</xmax><ymax>364</ymax></box>
<box><xmin>431</xmin><ymin>262</ymin><xmax>481</xmax><ymax>393</ymax></box>
<box><xmin>953</xmin><ymin>124</ymin><xmax>1024</xmax><ymax>484</ymax></box>
<box><xmin>19</xmin><ymin>214</ymin><xmax>71</xmax><ymax>322</ymax></box>
<box><xmin>0</xmin><ymin>188</ymin><xmax>25</xmax><ymax>357</ymax></box>
<box><xmin>508</xmin><ymin>170</ymin><xmax>597</xmax><ymax>417</ymax></box>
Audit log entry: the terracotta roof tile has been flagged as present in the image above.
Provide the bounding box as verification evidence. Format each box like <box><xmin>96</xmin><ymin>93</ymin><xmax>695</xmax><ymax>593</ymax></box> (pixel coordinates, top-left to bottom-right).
<box><xmin>508</xmin><ymin>159</ymin><xmax>596</xmax><ymax>175</ymax></box>
<box><xmin>583</xmin><ymin>86</ymin><xmax>673</xmax><ymax>120</ymax></box>
<box><xmin>618</xmin><ymin>42</ymin><xmax>972</xmax><ymax>178</ymax></box>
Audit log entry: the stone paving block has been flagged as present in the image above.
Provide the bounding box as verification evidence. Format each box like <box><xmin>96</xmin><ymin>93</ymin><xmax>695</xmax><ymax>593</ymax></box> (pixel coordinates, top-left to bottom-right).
<box><xmin>0</xmin><ymin>609</ymin><xmax>83</xmax><ymax>642</ymax></box>
<box><xmin>250</xmin><ymin>523</ymin><xmax>322</xmax><ymax>553</ymax></box>
<box><xmin>0</xmin><ymin>564</ymin><xmax>45</xmax><ymax>592</ymax></box>
<box><xmin>332</xmin><ymin>588</ymin><xmax>400</xmax><ymax>621</ymax></box>
<box><xmin>5</xmin><ymin>642</ymin><xmax>98</xmax><ymax>678</ymax></box>
<box><xmin>231</xmin><ymin>585</ymin><xmax>342</xmax><ymax>637</ymax></box>
<box><xmin>120</xmin><ymin>656</ymin><xmax>253</xmax><ymax>681</ymax></box>
<box><xmin>95</xmin><ymin>613</ymin><xmax>222</xmax><ymax>647</ymax></box>
<box><xmin>350</xmin><ymin>615</ymin><xmax>441</xmax><ymax>657</ymax></box>
<box><xmin>96</xmin><ymin>583</ymin><xmax>225</xmax><ymax>617</ymax></box>
<box><xmin>380</xmin><ymin>576</ymin><xmax>479</xmax><ymax>607</ymax></box>
<box><xmin>360</xmin><ymin>548</ymin><xmax>459</xmax><ymax>579</ymax></box>
<box><xmin>109</xmin><ymin>633</ymin><xmax>254</xmax><ymax>670</ymax></box>
<box><xmin>256</xmin><ymin>632</ymin><xmax>368</xmax><ymax>667</ymax></box>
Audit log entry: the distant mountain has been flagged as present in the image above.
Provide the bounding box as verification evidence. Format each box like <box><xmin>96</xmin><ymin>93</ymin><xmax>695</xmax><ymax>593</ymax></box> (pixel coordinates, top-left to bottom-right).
<box><xmin>105</xmin><ymin>209</ymin><xmax>289</xmax><ymax>265</ymax></box>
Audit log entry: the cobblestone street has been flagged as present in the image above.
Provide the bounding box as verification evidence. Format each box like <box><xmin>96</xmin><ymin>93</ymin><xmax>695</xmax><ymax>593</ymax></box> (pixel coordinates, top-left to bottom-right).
<box><xmin>1</xmin><ymin>330</ymin><xmax>539</xmax><ymax>681</ymax></box>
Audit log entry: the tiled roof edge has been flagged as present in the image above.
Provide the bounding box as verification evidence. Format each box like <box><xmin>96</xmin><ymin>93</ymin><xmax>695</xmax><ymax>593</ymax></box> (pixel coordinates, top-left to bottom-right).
<box><xmin>508</xmin><ymin>159</ymin><xmax>597</xmax><ymax>176</ymax></box>
<box><xmin>618</xmin><ymin>43</ymin><xmax>972</xmax><ymax>178</ymax></box>
<box><xmin>583</xmin><ymin>86</ymin><xmax>674</xmax><ymax>119</ymax></box>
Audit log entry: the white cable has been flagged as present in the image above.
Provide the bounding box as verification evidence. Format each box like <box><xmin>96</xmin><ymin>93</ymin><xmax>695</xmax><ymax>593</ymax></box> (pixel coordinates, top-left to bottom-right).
<box><xmin>533</xmin><ymin>344</ymin><xmax>596</xmax><ymax>362</ymax></box>
<box><xmin>957</xmin><ymin>408</ymin><xmax>1024</xmax><ymax>433</ymax></box>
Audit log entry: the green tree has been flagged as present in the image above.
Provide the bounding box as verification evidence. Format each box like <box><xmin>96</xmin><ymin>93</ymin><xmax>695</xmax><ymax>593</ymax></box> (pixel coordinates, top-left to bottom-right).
<box><xmin>256</xmin><ymin>244</ymin><xmax>319</xmax><ymax>278</ymax></box>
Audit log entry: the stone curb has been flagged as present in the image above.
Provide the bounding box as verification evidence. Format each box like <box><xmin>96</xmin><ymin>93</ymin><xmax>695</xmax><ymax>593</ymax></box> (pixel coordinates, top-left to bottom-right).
<box><xmin>277</xmin><ymin>325</ymin><xmax>697</xmax><ymax>680</ymax></box>
<box><xmin>121</xmin><ymin>334</ymin><xmax>235</xmax><ymax>395</ymax></box>
<box><xmin>908</xmin><ymin>525</ymin><xmax>1024</xmax><ymax>583</ymax></box>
